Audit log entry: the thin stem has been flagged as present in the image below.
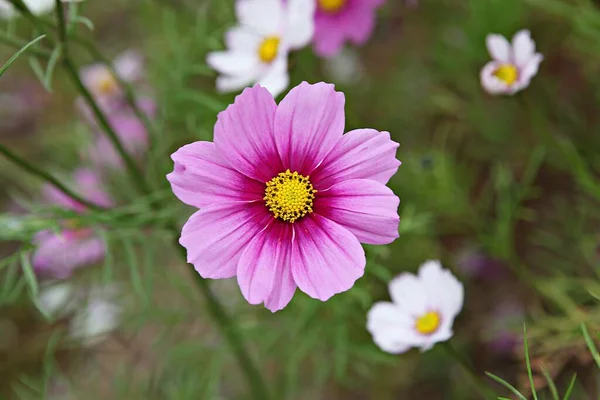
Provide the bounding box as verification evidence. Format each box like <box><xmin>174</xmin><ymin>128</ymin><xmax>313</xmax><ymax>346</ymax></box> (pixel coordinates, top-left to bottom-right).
<box><xmin>174</xmin><ymin>244</ymin><xmax>271</xmax><ymax>399</ymax></box>
<box><xmin>0</xmin><ymin>144</ymin><xmax>106</xmax><ymax>211</ymax></box>
<box><xmin>441</xmin><ymin>342</ymin><xmax>498</xmax><ymax>399</ymax></box>
<box><xmin>54</xmin><ymin>0</ymin><xmax>66</xmax><ymax>45</ymax></box>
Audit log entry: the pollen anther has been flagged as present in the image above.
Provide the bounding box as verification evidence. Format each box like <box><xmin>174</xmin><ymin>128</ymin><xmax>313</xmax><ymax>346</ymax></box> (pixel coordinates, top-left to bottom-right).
<box><xmin>264</xmin><ymin>169</ymin><xmax>316</xmax><ymax>223</ymax></box>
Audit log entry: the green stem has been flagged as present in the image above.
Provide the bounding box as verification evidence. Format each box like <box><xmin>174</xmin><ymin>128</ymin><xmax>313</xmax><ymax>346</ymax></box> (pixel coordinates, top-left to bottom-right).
<box><xmin>0</xmin><ymin>144</ymin><xmax>106</xmax><ymax>211</ymax></box>
<box><xmin>441</xmin><ymin>342</ymin><xmax>498</xmax><ymax>399</ymax></box>
<box><xmin>0</xmin><ymin>33</ymin><xmax>51</xmax><ymax>58</ymax></box>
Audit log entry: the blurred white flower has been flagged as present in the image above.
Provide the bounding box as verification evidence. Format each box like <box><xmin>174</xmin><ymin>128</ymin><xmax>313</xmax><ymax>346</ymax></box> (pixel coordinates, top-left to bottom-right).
<box><xmin>480</xmin><ymin>29</ymin><xmax>543</xmax><ymax>95</ymax></box>
<box><xmin>37</xmin><ymin>283</ymin><xmax>122</xmax><ymax>347</ymax></box>
<box><xmin>207</xmin><ymin>0</ymin><xmax>315</xmax><ymax>97</ymax></box>
<box><xmin>322</xmin><ymin>47</ymin><xmax>364</xmax><ymax>85</ymax></box>
<box><xmin>0</xmin><ymin>0</ymin><xmax>81</xmax><ymax>19</ymax></box>
<box><xmin>366</xmin><ymin>260</ymin><xmax>464</xmax><ymax>354</ymax></box>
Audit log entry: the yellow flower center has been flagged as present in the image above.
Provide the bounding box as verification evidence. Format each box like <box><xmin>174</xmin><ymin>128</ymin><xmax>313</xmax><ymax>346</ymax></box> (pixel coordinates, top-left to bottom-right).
<box><xmin>493</xmin><ymin>64</ymin><xmax>518</xmax><ymax>85</ymax></box>
<box><xmin>415</xmin><ymin>311</ymin><xmax>441</xmax><ymax>335</ymax></box>
<box><xmin>264</xmin><ymin>170</ymin><xmax>317</xmax><ymax>223</ymax></box>
<box><xmin>258</xmin><ymin>36</ymin><xmax>280</xmax><ymax>63</ymax></box>
<box><xmin>95</xmin><ymin>70</ymin><xmax>119</xmax><ymax>95</ymax></box>
<box><xmin>318</xmin><ymin>0</ymin><xmax>347</xmax><ymax>13</ymax></box>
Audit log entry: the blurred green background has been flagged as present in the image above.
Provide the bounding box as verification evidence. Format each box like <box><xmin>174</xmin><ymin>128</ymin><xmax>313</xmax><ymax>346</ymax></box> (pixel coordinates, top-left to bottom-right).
<box><xmin>1</xmin><ymin>0</ymin><xmax>600</xmax><ymax>399</ymax></box>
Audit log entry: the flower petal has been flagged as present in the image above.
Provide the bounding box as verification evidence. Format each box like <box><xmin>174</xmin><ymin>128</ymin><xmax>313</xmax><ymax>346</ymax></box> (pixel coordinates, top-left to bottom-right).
<box><xmin>214</xmin><ymin>85</ymin><xmax>284</xmax><ymax>181</ymax></box>
<box><xmin>167</xmin><ymin>141</ymin><xmax>264</xmax><ymax>208</ymax></box>
<box><xmin>180</xmin><ymin>203</ymin><xmax>270</xmax><ymax>279</ymax></box>
<box><xmin>225</xmin><ymin>26</ymin><xmax>262</xmax><ymax>51</ymax></box>
<box><xmin>311</xmin><ymin>129</ymin><xmax>400</xmax><ymax>189</ymax></box>
<box><xmin>418</xmin><ymin>260</ymin><xmax>464</xmax><ymax>320</ymax></box>
<box><xmin>237</xmin><ymin>221</ymin><xmax>296</xmax><ymax>311</ymax></box>
<box><xmin>216</xmin><ymin>73</ymin><xmax>260</xmax><ymax>93</ymax></box>
<box><xmin>480</xmin><ymin>61</ymin><xmax>511</xmax><ymax>95</ymax></box>
<box><xmin>388</xmin><ymin>272</ymin><xmax>428</xmax><ymax>316</ymax></box>
<box><xmin>114</xmin><ymin>50</ymin><xmax>144</xmax><ymax>82</ymax></box>
<box><xmin>291</xmin><ymin>214</ymin><xmax>365</xmax><ymax>301</ymax></box>
<box><xmin>257</xmin><ymin>57</ymin><xmax>289</xmax><ymax>98</ymax></box>
<box><xmin>284</xmin><ymin>0</ymin><xmax>315</xmax><ymax>49</ymax></box>
<box><xmin>511</xmin><ymin>29</ymin><xmax>535</xmax><ymax>68</ymax></box>
<box><xmin>274</xmin><ymin>81</ymin><xmax>345</xmax><ymax>175</ymax></box>
<box><xmin>32</xmin><ymin>232</ymin><xmax>105</xmax><ymax>279</ymax></box>
<box><xmin>366</xmin><ymin>302</ymin><xmax>415</xmax><ymax>354</ymax></box>
<box><xmin>486</xmin><ymin>34</ymin><xmax>511</xmax><ymax>63</ymax></box>
<box><xmin>315</xmin><ymin>179</ymin><xmax>399</xmax><ymax>245</ymax></box>
<box><xmin>207</xmin><ymin>51</ymin><xmax>260</xmax><ymax>76</ymax></box>
<box><xmin>515</xmin><ymin>53</ymin><xmax>543</xmax><ymax>90</ymax></box>
<box><xmin>236</xmin><ymin>0</ymin><xmax>282</xmax><ymax>36</ymax></box>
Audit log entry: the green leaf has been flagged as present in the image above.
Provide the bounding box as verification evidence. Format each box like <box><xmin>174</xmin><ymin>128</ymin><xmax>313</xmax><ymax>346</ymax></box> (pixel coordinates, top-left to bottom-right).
<box><xmin>523</xmin><ymin>324</ymin><xmax>539</xmax><ymax>400</ymax></box>
<box><xmin>580</xmin><ymin>323</ymin><xmax>600</xmax><ymax>369</ymax></box>
<box><xmin>20</xmin><ymin>251</ymin><xmax>38</xmax><ymax>298</ymax></box>
<box><xmin>0</xmin><ymin>34</ymin><xmax>46</xmax><ymax>77</ymax></box>
<box><xmin>563</xmin><ymin>374</ymin><xmax>577</xmax><ymax>400</ymax></box>
<box><xmin>540</xmin><ymin>365</ymin><xmax>559</xmax><ymax>400</ymax></box>
<box><xmin>484</xmin><ymin>372</ymin><xmax>527</xmax><ymax>400</ymax></box>
<box><xmin>43</xmin><ymin>44</ymin><xmax>63</xmax><ymax>92</ymax></box>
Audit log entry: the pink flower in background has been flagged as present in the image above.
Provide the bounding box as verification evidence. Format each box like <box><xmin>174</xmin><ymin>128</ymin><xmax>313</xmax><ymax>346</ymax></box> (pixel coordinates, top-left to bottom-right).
<box><xmin>168</xmin><ymin>82</ymin><xmax>401</xmax><ymax>312</ymax></box>
<box><xmin>79</xmin><ymin>50</ymin><xmax>144</xmax><ymax>108</ymax></box>
<box><xmin>313</xmin><ymin>0</ymin><xmax>386</xmax><ymax>58</ymax></box>
<box><xmin>481</xmin><ymin>29</ymin><xmax>543</xmax><ymax>95</ymax></box>
<box><xmin>32</xmin><ymin>169</ymin><xmax>112</xmax><ymax>279</ymax></box>
<box><xmin>87</xmin><ymin>97</ymin><xmax>156</xmax><ymax>168</ymax></box>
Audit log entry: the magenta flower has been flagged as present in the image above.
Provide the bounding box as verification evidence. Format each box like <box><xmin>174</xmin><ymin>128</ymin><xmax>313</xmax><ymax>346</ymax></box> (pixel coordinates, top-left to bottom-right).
<box><xmin>312</xmin><ymin>0</ymin><xmax>386</xmax><ymax>58</ymax></box>
<box><xmin>86</xmin><ymin>97</ymin><xmax>156</xmax><ymax>169</ymax></box>
<box><xmin>32</xmin><ymin>169</ymin><xmax>113</xmax><ymax>279</ymax></box>
<box><xmin>167</xmin><ymin>82</ymin><xmax>401</xmax><ymax>312</ymax></box>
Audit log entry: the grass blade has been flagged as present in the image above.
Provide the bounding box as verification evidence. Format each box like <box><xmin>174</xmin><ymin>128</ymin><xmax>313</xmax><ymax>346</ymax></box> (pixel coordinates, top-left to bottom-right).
<box><xmin>485</xmin><ymin>372</ymin><xmax>527</xmax><ymax>400</ymax></box>
<box><xmin>580</xmin><ymin>323</ymin><xmax>600</xmax><ymax>369</ymax></box>
<box><xmin>0</xmin><ymin>34</ymin><xmax>46</xmax><ymax>77</ymax></box>
<box><xmin>562</xmin><ymin>374</ymin><xmax>577</xmax><ymax>400</ymax></box>
<box><xmin>523</xmin><ymin>324</ymin><xmax>539</xmax><ymax>400</ymax></box>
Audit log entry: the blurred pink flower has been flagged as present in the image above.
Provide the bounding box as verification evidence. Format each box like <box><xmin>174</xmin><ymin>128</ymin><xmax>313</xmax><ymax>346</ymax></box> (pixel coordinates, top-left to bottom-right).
<box><xmin>79</xmin><ymin>50</ymin><xmax>144</xmax><ymax>109</ymax></box>
<box><xmin>167</xmin><ymin>82</ymin><xmax>401</xmax><ymax>312</ymax></box>
<box><xmin>32</xmin><ymin>169</ymin><xmax>112</xmax><ymax>279</ymax></box>
<box><xmin>86</xmin><ymin>97</ymin><xmax>156</xmax><ymax>169</ymax></box>
<box><xmin>313</xmin><ymin>0</ymin><xmax>386</xmax><ymax>58</ymax></box>
<box><xmin>481</xmin><ymin>29</ymin><xmax>543</xmax><ymax>95</ymax></box>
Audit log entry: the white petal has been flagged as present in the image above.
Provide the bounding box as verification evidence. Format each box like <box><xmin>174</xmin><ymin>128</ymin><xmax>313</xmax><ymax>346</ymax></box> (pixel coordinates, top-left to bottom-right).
<box><xmin>511</xmin><ymin>29</ymin><xmax>536</xmax><ymax>68</ymax></box>
<box><xmin>284</xmin><ymin>0</ymin><xmax>315</xmax><ymax>49</ymax></box>
<box><xmin>516</xmin><ymin>53</ymin><xmax>543</xmax><ymax>89</ymax></box>
<box><xmin>24</xmin><ymin>0</ymin><xmax>54</xmax><ymax>15</ymax></box>
<box><xmin>236</xmin><ymin>0</ymin><xmax>282</xmax><ymax>36</ymax></box>
<box><xmin>216</xmin><ymin>73</ymin><xmax>259</xmax><ymax>93</ymax></box>
<box><xmin>37</xmin><ymin>283</ymin><xmax>74</xmax><ymax>317</ymax></box>
<box><xmin>113</xmin><ymin>50</ymin><xmax>144</xmax><ymax>82</ymax></box>
<box><xmin>366</xmin><ymin>302</ymin><xmax>417</xmax><ymax>353</ymax></box>
<box><xmin>418</xmin><ymin>260</ymin><xmax>464</xmax><ymax>320</ymax></box>
<box><xmin>480</xmin><ymin>61</ymin><xmax>511</xmax><ymax>95</ymax></box>
<box><xmin>388</xmin><ymin>272</ymin><xmax>428</xmax><ymax>316</ymax></box>
<box><xmin>257</xmin><ymin>56</ymin><xmax>289</xmax><ymax>97</ymax></box>
<box><xmin>207</xmin><ymin>51</ymin><xmax>260</xmax><ymax>76</ymax></box>
<box><xmin>418</xmin><ymin>328</ymin><xmax>453</xmax><ymax>352</ymax></box>
<box><xmin>225</xmin><ymin>26</ymin><xmax>262</xmax><ymax>50</ymax></box>
<box><xmin>486</xmin><ymin>34</ymin><xmax>511</xmax><ymax>63</ymax></box>
<box><xmin>70</xmin><ymin>290</ymin><xmax>121</xmax><ymax>346</ymax></box>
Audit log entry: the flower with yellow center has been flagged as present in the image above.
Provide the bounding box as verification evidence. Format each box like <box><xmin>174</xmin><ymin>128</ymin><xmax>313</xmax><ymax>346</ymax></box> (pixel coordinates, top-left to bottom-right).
<box><xmin>258</xmin><ymin>36</ymin><xmax>281</xmax><ymax>63</ymax></box>
<box><xmin>492</xmin><ymin>64</ymin><xmax>518</xmax><ymax>86</ymax></box>
<box><xmin>367</xmin><ymin>260</ymin><xmax>464</xmax><ymax>354</ymax></box>
<box><xmin>318</xmin><ymin>0</ymin><xmax>347</xmax><ymax>13</ymax></box>
<box><xmin>264</xmin><ymin>169</ymin><xmax>316</xmax><ymax>223</ymax></box>
<box><xmin>415</xmin><ymin>311</ymin><xmax>441</xmax><ymax>335</ymax></box>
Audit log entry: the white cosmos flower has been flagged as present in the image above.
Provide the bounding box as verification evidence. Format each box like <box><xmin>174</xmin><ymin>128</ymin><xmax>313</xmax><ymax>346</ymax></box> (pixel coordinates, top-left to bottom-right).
<box><xmin>207</xmin><ymin>0</ymin><xmax>315</xmax><ymax>97</ymax></box>
<box><xmin>366</xmin><ymin>260</ymin><xmax>464</xmax><ymax>354</ymax></box>
<box><xmin>0</xmin><ymin>0</ymin><xmax>81</xmax><ymax>19</ymax></box>
<box><xmin>323</xmin><ymin>47</ymin><xmax>364</xmax><ymax>85</ymax></box>
<box><xmin>480</xmin><ymin>29</ymin><xmax>543</xmax><ymax>95</ymax></box>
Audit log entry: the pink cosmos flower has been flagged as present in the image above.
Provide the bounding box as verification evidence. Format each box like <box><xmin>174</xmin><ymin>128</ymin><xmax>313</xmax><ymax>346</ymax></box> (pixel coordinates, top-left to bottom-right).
<box><xmin>480</xmin><ymin>29</ymin><xmax>543</xmax><ymax>95</ymax></box>
<box><xmin>86</xmin><ymin>97</ymin><xmax>156</xmax><ymax>169</ymax></box>
<box><xmin>32</xmin><ymin>169</ymin><xmax>112</xmax><ymax>279</ymax></box>
<box><xmin>80</xmin><ymin>50</ymin><xmax>144</xmax><ymax>108</ymax></box>
<box><xmin>167</xmin><ymin>82</ymin><xmax>401</xmax><ymax>312</ymax></box>
<box><xmin>312</xmin><ymin>0</ymin><xmax>386</xmax><ymax>58</ymax></box>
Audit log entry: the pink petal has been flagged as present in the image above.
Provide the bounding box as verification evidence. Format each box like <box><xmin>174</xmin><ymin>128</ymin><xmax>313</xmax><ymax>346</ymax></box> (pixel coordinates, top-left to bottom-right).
<box><xmin>237</xmin><ymin>221</ymin><xmax>296</xmax><ymax>312</ymax></box>
<box><xmin>312</xmin><ymin>15</ymin><xmax>347</xmax><ymax>58</ymax></box>
<box><xmin>274</xmin><ymin>82</ymin><xmax>345</xmax><ymax>175</ymax></box>
<box><xmin>291</xmin><ymin>214</ymin><xmax>365</xmax><ymax>301</ymax></box>
<box><xmin>214</xmin><ymin>85</ymin><xmax>284</xmax><ymax>182</ymax></box>
<box><xmin>344</xmin><ymin>2</ymin><xmax>376</xmax><ymax>45</ymax></box>
<box><xmin>480</xmin><ymin>61</ymin><xmax>511</xmax><ymax>95</ymax></box>
<box><xmin>311</xmin><ymin>128</ymin><xmax>400</xmax><ymax>190</ymax></box>
<box><xmin>315</xmin><ymin>179</ymin><xmax>399</xmax><ymax>245</ymax></box>
<box><xmin>114</xmin><ymin>49</ymin><xmax>144</xmax><ymax>83</ymax></box>
<box><xmin>43</xmin><ymin>168</ymin><xmax>112</xmax><ymax>211</ymax></box>
<box><xmin>33</xmin><ymin>231</ymin><xmax>105</xmax><ymax>279</ymax></box>
<box><xmin>180</xmin><ymin>203</ymin><xmax>271</xmax><ymax>279</ymax></box>
<box><xmin>167</xmin><ymin>141</ymin><xmax>264</xmax><ymax>208</ymax></box>
<box><xmin>511</xmin><ymin>29</ymin><xmax>535</xmax><ymax>68</ymax></box>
